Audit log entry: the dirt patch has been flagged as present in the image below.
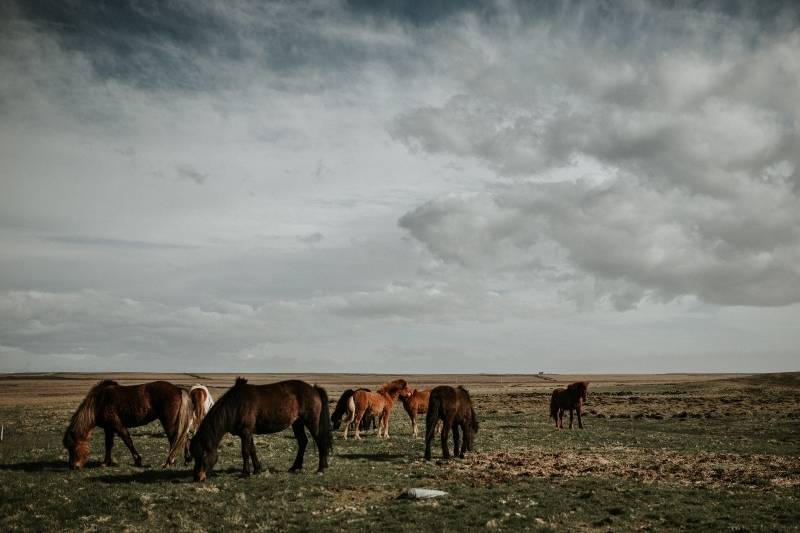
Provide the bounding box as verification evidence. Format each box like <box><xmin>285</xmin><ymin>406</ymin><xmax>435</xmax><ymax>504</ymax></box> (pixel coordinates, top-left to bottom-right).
<box><xmin>449</xmin><ymin>447</ymin><xmax>800</xmax><ymax>489</ymax></box>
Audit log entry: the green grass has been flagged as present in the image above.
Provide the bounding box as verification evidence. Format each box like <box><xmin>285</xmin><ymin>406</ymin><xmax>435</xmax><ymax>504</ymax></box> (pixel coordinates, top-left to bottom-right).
<box><xmin>1</xmin><ymin>380</ymin><xmax>799</xmax><ymax>531</ymax></box>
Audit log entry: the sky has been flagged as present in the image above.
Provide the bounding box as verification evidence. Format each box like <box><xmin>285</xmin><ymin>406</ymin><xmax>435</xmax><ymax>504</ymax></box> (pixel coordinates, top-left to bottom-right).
<box><xmin>0</xmin><ymin>0</ymin><xmax>799</xmax><ymax>374</ymax></box>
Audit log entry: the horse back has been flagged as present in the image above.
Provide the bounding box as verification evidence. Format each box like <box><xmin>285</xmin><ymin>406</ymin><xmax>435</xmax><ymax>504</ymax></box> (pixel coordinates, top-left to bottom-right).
<box><xmin>247</xmin><ymin>380</ymin><xmax>320</xmax><ymax>434</ymax></box>
<box><xmin>353</xmin><ymin>389</ymin><xmax>386</xmax><ymax>414</ymax></box>
<box><xmin>96</xmin><ymin>381</ymin><xmax>181</xmax><ymax>427</ymax></box>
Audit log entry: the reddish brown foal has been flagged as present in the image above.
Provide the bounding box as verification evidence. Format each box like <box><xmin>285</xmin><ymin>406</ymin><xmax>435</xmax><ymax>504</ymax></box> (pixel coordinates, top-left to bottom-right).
<box><xmin>345</xmin><ymin>379</ymin><xmax>410</xmax><ymax>440</ymax></box>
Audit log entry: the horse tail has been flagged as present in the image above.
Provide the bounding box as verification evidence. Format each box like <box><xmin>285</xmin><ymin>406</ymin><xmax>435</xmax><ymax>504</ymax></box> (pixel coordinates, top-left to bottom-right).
<box><xmin>315</xmin><ymin>385</ymin><xmax>333</xmax><ymax>455</ymax></box>
<box><xmin>425</xmin><ymin>391</ymin><xmax>442</xmax><ymax>442</ymax></box>
<box><xmin>164</xmin><ymin>387</ymin><xmax>193</xmax><ymax>467</ymax></box>
<box><xmin>549</xmin><ymin>390</ymin><xmax>559</xmax><ymax>420</ymax></box>
<box><xmin>189</xmin><ymin>385</ymin><xmax>213</xmax><ymax>431</ymax></box>
<box><xmin>331</xmin><ymin>389</ymin><xmax>356</xmax><ymax>430</ymax></box>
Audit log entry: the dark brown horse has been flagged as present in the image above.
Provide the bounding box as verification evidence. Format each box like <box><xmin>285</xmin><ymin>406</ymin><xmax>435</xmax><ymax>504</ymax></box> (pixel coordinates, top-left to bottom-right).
<box><xmin>424</xmin><ymin>385</ymin><xmax>478</xmax><ymax>460</ymax></box>
<box><xmin>550</xmin><ymin>381</ymin><xmax>589</xmax><ymax>429</ymax></box>
<box><xmin>63</xmin><ymin>380</ymin><xmax>193</xmax><ymax>469</ymax></box>
<box><xmin>189</xmin><ymin>378</ymin><xmax>332</xmax><ymax>481</ymax></box>
<box><xmin>344</xmin><ymin>379</ymin><xmax>410</xmax><ymax>440</ymax></box>
<box><xmin>331</xmin><ymin>388</ymin><xmax>376</xmax><ymax>432</ymax></box>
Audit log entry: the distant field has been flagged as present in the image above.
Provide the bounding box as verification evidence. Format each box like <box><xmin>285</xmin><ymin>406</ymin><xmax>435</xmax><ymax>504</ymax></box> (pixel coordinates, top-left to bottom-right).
<box><xmin>1</xmin><ymin>372</ymin><xmax>799</xmax><ymax>531</ymax></box>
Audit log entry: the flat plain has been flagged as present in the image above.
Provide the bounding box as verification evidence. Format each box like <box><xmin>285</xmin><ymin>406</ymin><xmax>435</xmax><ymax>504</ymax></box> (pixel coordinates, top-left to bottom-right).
<box><xmin>1</xmin><ymin>372</ymin><xmax>798</xmax><ymax>531</ymax></box>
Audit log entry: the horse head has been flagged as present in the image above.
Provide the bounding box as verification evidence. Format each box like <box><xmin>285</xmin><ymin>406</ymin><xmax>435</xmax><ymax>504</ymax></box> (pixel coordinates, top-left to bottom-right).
<box><xmin>190</xmin><ymin>434</ymin><xmax>218</xmax><ymax>482</ymax></box>
<box><xmin>63</xmin><ymin>430</ymin><xmax>90</xmax><ymax>469</ymax></box>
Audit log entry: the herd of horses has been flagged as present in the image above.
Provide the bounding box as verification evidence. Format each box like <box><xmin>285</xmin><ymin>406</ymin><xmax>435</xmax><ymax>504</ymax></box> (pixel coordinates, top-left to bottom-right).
<box><xmin>62</xmin><ymin>377</ymin><xmax>589</xmax><ymax>481</ymax></box>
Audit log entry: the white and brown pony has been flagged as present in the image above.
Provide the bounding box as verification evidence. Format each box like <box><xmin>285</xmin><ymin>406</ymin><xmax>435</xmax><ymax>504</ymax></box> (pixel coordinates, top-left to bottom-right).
<box><xmin>342</xmin><ymin>379</ymin><xmax>410</xmax><ymax>440</ymax></box>
<box><xmin>169</xmin><ymin>384</ymin><xmax>216</xmax><ymax>464</ymax></box>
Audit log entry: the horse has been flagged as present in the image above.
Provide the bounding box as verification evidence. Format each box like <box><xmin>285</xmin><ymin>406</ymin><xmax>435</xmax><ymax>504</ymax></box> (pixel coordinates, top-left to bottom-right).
<box><xmin>188</xmin><ymin>384</ymin><xmax>215</xmax><ymax>431</ymax></box>
<box><xmin>189</xmin><ymin>378</ymin><xmax>332</xmax><ymax>482</ymax></box>
<box><xmin>550</xmin><ymin>381</ymin><xmax>589</xmax><ymax>429</ymax></box>
<box><xmin>342</xmin><ymin>379</ymin><xmax>410</xmax><ymax>440</ymax></box>
<box><xmin>169</xmin><ymin>384</ymin><xmax>216</xmax><ymax>464</ymax></box>
<box><xmin>63</xmin><ymin>380</ymin><xmax>194</xmax><ymax>469</ymax></box>
<box><xmin>424</xmin><ymin>385</ymin><xmax>478</xmax><ymax>460</ymax></box>
<box><xmin>331</xmin><ymin>388</ymin><xmax>377</xmax><ymax>432</ymax></box>
<box><xmin>399</xmin><ymin>388</ymin><xmax>434</xmax><ymax>438</ymax></box>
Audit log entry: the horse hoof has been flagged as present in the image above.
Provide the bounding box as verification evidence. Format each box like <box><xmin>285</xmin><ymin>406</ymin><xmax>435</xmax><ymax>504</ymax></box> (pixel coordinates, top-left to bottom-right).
<box><xmin>103</xmin><ymin>460</ymin><xmax>118</xmax><ymax>467</ymax></box>
<box><xmin>239</xmin><ymin>472</ymin><xmax>251</xmax><ymax>479</ymax></box>
<box><xmin>288</xmin><ymin>468</ymin><xmax>301</xmax><ymax>474</ymax></box>
<box><xmin>134</xmin><ymin>459</ymin><xmax>143</xmax><ymax>467</ymax></box>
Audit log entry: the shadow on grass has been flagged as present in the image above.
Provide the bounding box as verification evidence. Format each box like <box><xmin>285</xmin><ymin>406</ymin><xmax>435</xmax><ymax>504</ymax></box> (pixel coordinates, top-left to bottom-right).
<box><xmin>93</xmin><ymin>467</ymin><xmax>243</xmax><ymax>484</ymax></box>
<box><xmin>93</xmin><ymin>469</ymin><xmax>193</xmax><ymax>484</ymax></box>
<box><xmin>337</xmin><ymin>452</ymin><xmax>405</xmax><ymax>462</ymax></box>
<box><xmin>0</xmin><ymin>460</ymin><xmax>104</xmax><ymax>472</ymax></box>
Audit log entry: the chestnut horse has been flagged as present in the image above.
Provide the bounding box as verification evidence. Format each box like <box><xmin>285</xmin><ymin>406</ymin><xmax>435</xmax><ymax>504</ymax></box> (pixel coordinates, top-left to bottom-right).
<box><xmin>550</xmin><ymin>381</ymin><xmax>589</xmax><ymax>429</ymax></box>
<box><xmin>189</xmin><ymin>378</ymin><xmax>332</xmax><ymax>481</ymax></box>
<box><xmin>343</xmin><ymin>379</ymin><xmax>410</xmax><ymax>440</ymax></box>
<box><xmin>63</xmin><ymin>380</ymin><xmax>193</xmax><ymax>469</ymax></box>
<box><xmin>424</xmin><ymin>385</ymin><xmax>478</xmax><ymax>460</ymax></box>
<box><xmin>399</xmin><ymin>388</ymin><xmax>433</xmax><ymax>438</ymax></box>
<box><xmin>331</xmin><ymin>388</ymin><xmax>376</xmax><ymax>432</ymax></box>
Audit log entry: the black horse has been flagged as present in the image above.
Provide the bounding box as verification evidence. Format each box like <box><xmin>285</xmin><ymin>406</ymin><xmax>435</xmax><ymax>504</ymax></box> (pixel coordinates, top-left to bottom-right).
<box><xmin>190</xmin><ymin>378</ymin><xmax>332</xmax><ymax>481</ymax></box>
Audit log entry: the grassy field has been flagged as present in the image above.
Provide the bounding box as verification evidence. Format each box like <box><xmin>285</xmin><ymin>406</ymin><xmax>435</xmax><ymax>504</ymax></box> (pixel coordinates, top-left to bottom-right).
<box><xmin>1</xmin><ymin>373</ymin><xmax>798</xmax><ymax>531</ymax></box>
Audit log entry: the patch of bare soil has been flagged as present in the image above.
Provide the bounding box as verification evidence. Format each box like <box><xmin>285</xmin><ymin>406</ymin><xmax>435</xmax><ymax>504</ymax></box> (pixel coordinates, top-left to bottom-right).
<box><xmin>450</xmin><ymin>447</ymin><xmax>800</xmax><ymax>489</ymax></box>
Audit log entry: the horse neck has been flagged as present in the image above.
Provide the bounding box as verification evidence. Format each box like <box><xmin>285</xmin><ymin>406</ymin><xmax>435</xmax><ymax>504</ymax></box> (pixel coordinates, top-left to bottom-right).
<box><xmin>197</xmin><ymin>399</ymin><xmax>233</xmax><ymax>449</ymax></box>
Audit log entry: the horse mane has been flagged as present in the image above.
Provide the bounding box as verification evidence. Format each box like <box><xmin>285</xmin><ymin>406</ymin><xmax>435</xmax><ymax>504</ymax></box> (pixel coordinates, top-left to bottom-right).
<box><xmin>195</xmin><ymin>378</ymin><xmax>245</xmax><ymax>449</ymax></box>
<box><xmin>567</xmin><ymin>381</ymin><xmax>589</xmax><ymax>397</ymax></box>
<box><xmin>378</xmin><ymin>379</ymin><xmax>408</xmax><ymax>396</ymax></box>
<box><xmin>65</xmin><ymin>379</ymin><xmax>117</xmax><ymax>439</ymax></box>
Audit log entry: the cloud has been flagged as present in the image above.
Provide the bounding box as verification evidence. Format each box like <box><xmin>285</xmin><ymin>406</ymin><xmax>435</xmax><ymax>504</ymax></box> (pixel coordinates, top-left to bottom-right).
<box><xmin>1</xmin><ymin>1</ymin><xmax>799</xmax><ymax>372</ymax></box>
<box><xmin>297</xmin><ymin>232</ymin><xmax>324</xmax><ymax>244</ymax></box>
<box><xmin>176</xmin><ymin>165</ymin><xmax>208</xmax><ymax>185</ymax></box>
<box><xmin>395</xmin><ymin>3</ymin><xmax>800</xmax><ymax>308</ymax></box>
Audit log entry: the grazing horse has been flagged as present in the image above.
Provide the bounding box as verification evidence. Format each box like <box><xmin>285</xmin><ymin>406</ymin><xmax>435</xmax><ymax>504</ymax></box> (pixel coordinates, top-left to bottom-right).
<box><xmin>425</xmin><ymin>385</ymin><xmax>478</xmax><ymax>460</ymax></box>
<box><xmin>344</xmin><ymin>379</ymin><xmax>410</xmax><ymax>440</ymax></box>
<box><xmin>189</xmin><ymin>378</ymin><xmax>332</xmax><ymax>482</ymax></box>
<box><xmin>331</xmin><ymin>389</ymin><xmax>376</xmax><ymax>432</ymax></box>
<box><xmin>63</xmin><ymin>380</ymin><xmax>193</xmax><ymax>469</ymax></box>
<box><xmin>550</xmin><ymin>381</ymin><xmax>589</xmax><ymax>429</ymax></box>
<box><xmin>399</xmin><ymin>388</ymin><xmax>434</xmax><ymax>438</ymax></box>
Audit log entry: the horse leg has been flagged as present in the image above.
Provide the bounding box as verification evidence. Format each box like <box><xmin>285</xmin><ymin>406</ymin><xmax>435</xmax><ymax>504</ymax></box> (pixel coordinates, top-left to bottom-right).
<box><xmin>239</xmin><ymin>430</ymin><xmax>252</xmax><ymax>477</ymax></box>
<box><xmin>558</xmin><ymin>409</ymin><xmax>564</xmax><ymax>429</ymax></box>
<box><xmin>452</xmin><ymin>424</ymin><xmax>462</xmax><ymax>459</ymax></box>
<box><xmin>411</xmin><ymin>413</ymin><xmax>417</xmax><ymax>438</ymax></box>
<box><xmin>250</xmin><ymin>433</ymin><xmax>262</xmax><ymax>475</ymax></box>
<box><xmin>161</xmin><ymin>416</ymin><xmax>180</xmax><ymax>466</ymax></box>
<box><xmin>112</xmin><ymin>422</ymin><xmax>142</xmax><ymax>467</ymax></box>
<box><xmin>382</xmin><ymin>408</ymin><xmax>392</xmax><ymax>439</ymax></box>
<box><xmin>353</xmin><ymin>409</ymin><xmax>366</xmax><ymax>440</ymax></box>
<box><xmin>184</xmin><ymin>438</ymin><xmax>192</xmax><ymax>465</ymax></box>
<box><xmin>569</xmin><ymin>409</ymin><xmax>574</xmax><ymax>429</ymax></box>
<box><xmin>440</xmin><ymin>422</ymin><xmax>451</xmax><ymax>460</ymax></box>
<box><xmin>424</xmin><ymin>417</ymin><xmax>436</xmax><ymax>461</ymax></box>
<box><xmin>306</xmin><ymin>415</ymin><xmax>328</xmax><ymax>472</ymax></box>
<box><xmin>103</xmin><ymin>427</ymin><xmax>117</xmax><ymax>466</ymax></box>
<box><xmin>577</xmin><ymin>407</ymin><xmax>583</xmax><ymax>429</ymax></box>
<box><xmin>289</xmin><ymin>420</ymin><xmax>308</xmax><ymax>473</ymax></box>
